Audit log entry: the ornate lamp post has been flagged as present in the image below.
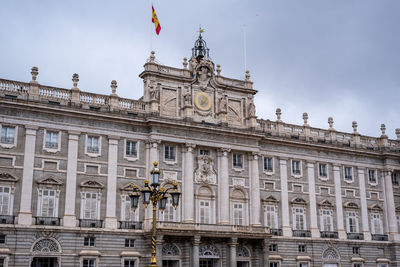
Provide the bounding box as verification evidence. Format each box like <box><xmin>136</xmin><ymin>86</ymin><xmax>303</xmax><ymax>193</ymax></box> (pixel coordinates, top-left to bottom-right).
<box><xmin>130</xmin><ymin>162</ymin><xmax>181</xmax><ymax>267</ymax></box>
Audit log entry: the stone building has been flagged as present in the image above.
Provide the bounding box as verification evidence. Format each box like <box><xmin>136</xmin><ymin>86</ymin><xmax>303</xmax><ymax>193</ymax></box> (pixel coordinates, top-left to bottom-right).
<box><xmin>0</xmin><ymin>34</ymin><xmax>399</xmax><ymax>267</ymax></box>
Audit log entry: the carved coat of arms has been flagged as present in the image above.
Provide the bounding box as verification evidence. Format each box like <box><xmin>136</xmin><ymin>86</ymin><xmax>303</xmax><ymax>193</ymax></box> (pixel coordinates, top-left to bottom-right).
<box><xmin>194</xmin><ymin>155</ymin><xmax>216</xmax><ymax>184</ymax></box>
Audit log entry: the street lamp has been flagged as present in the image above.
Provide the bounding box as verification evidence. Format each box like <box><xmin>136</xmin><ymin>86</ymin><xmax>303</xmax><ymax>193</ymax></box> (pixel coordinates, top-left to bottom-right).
<box><xmin>130</xmin><ymin>161</ymin><xmax>181</xmax><ymax>267</ymax></box>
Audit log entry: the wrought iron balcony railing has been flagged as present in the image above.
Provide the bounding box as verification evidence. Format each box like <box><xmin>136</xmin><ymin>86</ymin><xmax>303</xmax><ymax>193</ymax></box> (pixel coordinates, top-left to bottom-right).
<box><xmin>292</xmin><ymin>230</ymin><xmax>311</xmax><ymax>237</ymax></box>
<box><xmin>0</xmin><ymin>215</ymin><xmax>14</xmax><ymax>224</ymax></box>
<box><xmin>320</xmin><ymin>231</ymin><xmax>338</xmax><ymax>238</ymax></box>
<box><xmin>270</xmin><ymin>228</ymin><xmax>283</xmax><ymax>236</ymax></box>
<box><xmin>35</xmin><ymin>217</ymin><xmax>60</xmax><ymax>226</ymax></box>
<box><xmin>347</xmin><ymin>232</ymin><xmax>364</xmax><ymax>240</ymax></box>
<box><xmin>45</xmin><ymin>142</ymin><xmax>58</xmax><ymax>148</ymax></box>
<box><xmin>87</xmin><ymin>146</ymin><xmax>99</xmax><ymax>153</ymax></box>
<box><xmin>0</xmin><ymin>137</ymin><xmax>14</xmax><ymax>144</ymax></box>
<box><xmin>119</xmin><ymin>221</ymin><xmax>142</xmax><ymax>229</ymax></box>
<box><xmin>79</xmin><ymin>219</ymin><xmax>103</xmax><ymax>228</ymax></box>
<box><xmin>372</xmin><ymin>234</ymin><xmax>388</xmax><ymax>241</ymax></box>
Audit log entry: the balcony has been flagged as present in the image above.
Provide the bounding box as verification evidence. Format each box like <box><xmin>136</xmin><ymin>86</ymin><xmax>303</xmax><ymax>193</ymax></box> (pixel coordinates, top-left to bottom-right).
<box><xmin>270</xmin><ymin>228</ymin><xmax>283</xmax><ymax>236</ymax></box>
<box><xmin>347</xmin><ymin>232</ymin><xmax>364</xmax><ymax>240</ymax></box>
<box><xmin>45</xmin><ymin>142</ymin><xmax>58</xmax><ymax>148</ymax></box>
<box><xmin>35</xmin><ymin>217</ymin><xmax>60</xmax><ymax>226</ymax></box>
<box><xmin>372</xmin><ymin>234</ymin><xmax>388</xmax><ymax>241</ymax></box>
<box><xmin>293</xmin><ymin>230</ymin><xmax>311</xmax><ymax>237</ymax></box>
<box><xmin>119</xmin><ymin>221</ymin><xmax>142</xmax><ymax>230</ymax></box>
<box><xmin>0</xmin><ymin>137</ymin><xmax>14</xmax><ymax>144</ymax></box>
<box><xmin>87</xmin><ymin>146</ymin><xmax>99</xmax><ymax>153</ymax></box>
<box><xmin>0</xmin><ymin>215</ymin><xmax>14</xmax><ymax>224</ymax></box>
<box><xmin>320</xmin><ymin>231</ymin><xmax>338</xmax><ymax>238</ymax></box>
<box><xmin>79</xmin><ymin>219</ymin><xmax>103</xmax><ymax>228</ymax></box>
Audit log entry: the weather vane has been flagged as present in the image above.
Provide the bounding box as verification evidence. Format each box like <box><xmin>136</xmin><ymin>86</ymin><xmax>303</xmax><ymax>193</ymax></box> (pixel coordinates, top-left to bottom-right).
<box><xmin>198</xmin><ymin>25</ymin><xmax>205</xmax><ymax>37</ymax></box>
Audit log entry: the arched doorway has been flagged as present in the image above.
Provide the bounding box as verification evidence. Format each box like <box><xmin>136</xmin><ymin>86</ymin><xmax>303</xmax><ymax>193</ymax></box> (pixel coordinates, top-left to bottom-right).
<box><xmin>162</xmin><ymin>243</ymin><xmax>181</xmax><ymax>267</ymax></box>
<box><xmin>322</xmin><ymin>248</ymin><xmax>340</xmax><ymax>267</ymax></box>
<box><xmin>30</xmin><ymin>238</ymin><xmax>61</xmax><ymax>267</ymax></box>
<box><xmin>199</xmin><ymin>244</ymin><xmax>220</xmax><ymax>267</ymax></box>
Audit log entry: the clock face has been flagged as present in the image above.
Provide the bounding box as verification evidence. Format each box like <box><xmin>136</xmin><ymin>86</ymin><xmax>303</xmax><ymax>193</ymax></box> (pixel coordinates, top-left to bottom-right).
<box><xmin>195</xmin><ymin>92</ymin><xmax>212</xmax><ymax>111</ymax></box>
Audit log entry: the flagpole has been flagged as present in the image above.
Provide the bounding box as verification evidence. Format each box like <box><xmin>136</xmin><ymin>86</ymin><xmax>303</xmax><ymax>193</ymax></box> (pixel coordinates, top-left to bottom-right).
<box><xmin>150</xmin><ymin>1</ymin><xmax>153</xmax><ymax>52</ymax></box>
<box><xmin>242</xmin><ymin>24</ymin><xmax>247</xmax><ymax>75</ymax></box>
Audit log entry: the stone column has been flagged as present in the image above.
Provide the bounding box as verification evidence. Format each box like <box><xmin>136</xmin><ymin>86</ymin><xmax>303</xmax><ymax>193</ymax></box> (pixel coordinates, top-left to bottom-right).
<box><xmin>307</xmin><ymin>162</ymin><xmax>319</xmax><ymax>237</ymax></box>
<box><xmin>262</xmin><ymin>239</ymin><xmax>269</xmax><ymax>267</ymax></box>
<box><xmin>218</xmin><ymin>148</ymin><xmax>231</xmax><ymax>224</ymax></box>
<box><xmin>105</xmin><ymin>136</ymin><xmax>119</xmax><ymax>229</ymax></box>
<box><xmin>333</xmin><ymin>165</ymin><xmax>346</xmax><ymax>239</ymax></box>
<box><xmin>229</xmin><ymin>237</ymin><xmax>238</xmax><ymax>267</ymax></box>
<box><xmin>384</xmin><ymin>169</ymin><xmax>400</xmax><ymax>241</ymax></box>
<box><xmin>192</xmin><ymin>236</ymin><xmax>201</xmax><ymax>267</ymax></box>
<box><xmin>18</xmin><ymin>126</ymin><xmax>38</xmax><ymax>225</ymax></box>
<box><xmin>183</xmin><ymin>143</ymin><xmax>196</xmax><ymax>223</ymax></box>
<box><xmin>250</xmin><ymin>153</ymin><xmax>261</xmax><ymax>226</ymax></box>
<box><xmin>279</xmin><ymin>158</ymin><xmax>291</xmax><ymax>236</ymax></box>
<box><xmin>358</xmin><ymin>169</ymin><xmax>371</xmax><ymax>240</ymax></box>
<box><xmin>63</xmin><ymin>131</ymin><xmax>80</xmax><ymax>227</ymax></box>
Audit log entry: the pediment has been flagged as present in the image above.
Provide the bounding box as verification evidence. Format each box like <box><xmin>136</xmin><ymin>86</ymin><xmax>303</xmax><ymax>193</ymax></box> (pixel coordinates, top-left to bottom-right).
<box><xmin>264</xmin><ymin>195</ymin><xmax>279</xmax><ymax>203</ymax></box>
<box><xmin>120</xmin><ymin>182</ymin><xmax>136</xmax><ymax>192</ymax></box>
<box><xmin>369</xmin><ymin>204</ymin><xmax>383</xmax><ymax>212</ymax></box>
<box><xmin>291</xmin><ymin>197</ymin><xmax>307</xmax><ymax>205</ymax></box>
<box><xmin>80</xmin><ymin>180</ymin><xmax>104</xmax><ymax>189</ymax></box>
<box><xmin>0</xmin><ymin>173</ymin><xmax>18</xmax><ymax>182</ymax></box>
<box><xmin>344</xmin><ymin>202</ymin><xmax>359</xmax><ymax>209</ymax></box>
<box><xmin>318</xmin><ymin>199</ymin><xmax>334</xmax><ymax>207</ymax></box>
<box><xmin>37</xmin><ymin>176</ymin><xmax>62</xmax><ymax>186</ymax></box>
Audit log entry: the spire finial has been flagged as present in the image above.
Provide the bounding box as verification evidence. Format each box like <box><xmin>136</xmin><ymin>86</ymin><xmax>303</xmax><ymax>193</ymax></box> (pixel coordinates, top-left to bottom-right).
<box><xmin>198</xmin><ymin>25</ymin><xmax>204</xmax><ymax>37</ymax></box>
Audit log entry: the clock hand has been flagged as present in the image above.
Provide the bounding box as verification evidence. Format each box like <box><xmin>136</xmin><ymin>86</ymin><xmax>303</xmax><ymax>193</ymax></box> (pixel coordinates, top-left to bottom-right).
<box><xmin>201</xmin><ymin>97</ymin><xmax>206</xmax><ymax>105</ymax></box>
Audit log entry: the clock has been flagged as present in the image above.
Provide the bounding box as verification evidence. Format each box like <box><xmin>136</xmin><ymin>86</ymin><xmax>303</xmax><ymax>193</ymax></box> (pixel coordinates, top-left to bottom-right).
<box><xmin>194</xmin><ymin>92</ymin><xmax>212</xmax><ymax>111</ymax></box>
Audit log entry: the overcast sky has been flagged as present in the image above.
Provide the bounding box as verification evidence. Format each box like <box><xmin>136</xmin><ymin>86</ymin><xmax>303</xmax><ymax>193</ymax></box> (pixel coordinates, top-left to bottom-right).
<box><xmin>1</xmin><ymin>0</ymin><xmax>399</xmax><ymax>139</ymax></box>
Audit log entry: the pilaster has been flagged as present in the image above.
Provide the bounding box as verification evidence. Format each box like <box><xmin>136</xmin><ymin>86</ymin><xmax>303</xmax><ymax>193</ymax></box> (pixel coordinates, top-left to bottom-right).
<box><xmin>306</xmin><ymin>162</ymin><xmax>319</xmax><ymax>238</ymax></box>
<box><xmin>105</xmin><ymin>137</ymin><xmax>119</xmax><ymax>229</ymax></box>
<box><xmin>358</xmin><ymin>169</ymin><xmax>371</xmax><ymax>240</ymax></box>
<box><xmin>218</xmin><ymin>148</ymin><xmax>231</xmax><ymax>224</ymax></box>
<box><xmin>18</xmin><ymin>125</ymin><xmax>38</xmax><ymax>225</ymax></box>
<box><xmin>63</xmin><ymin>131</ymin><xmax>80</xmax><ymax>227</ymax></box>
<box><xmin>279</xmin><ymin>158</ymin><xmax>292</xmax><ymax>237</ymax></box>
<box><xmin>192</xmin><ymin>236</ymin><xmax>201</xmax><ymax>267</ymax></box>
<box><xmin>250</xmin><ymin>153</ymin><xmax>261</xmax><ymax>226</ymax></box>
<box><xmin>183</xmin><ymin>143</ymin><xmax>196</xmax><ymax>223</ymax></box>
<box><xmin>384</xmin><ymin>169</ymin><xmax>400</xmax><ymax>241</ymax></box>
<box><xmin>229</xmin><ymin>237</ymin><xmax>238</xmax><ymax>267</ymax></box>
<box><xmin>333</xmin><ymin>165</ymin><xmax>346</xmax><ymax>239</ymax></box>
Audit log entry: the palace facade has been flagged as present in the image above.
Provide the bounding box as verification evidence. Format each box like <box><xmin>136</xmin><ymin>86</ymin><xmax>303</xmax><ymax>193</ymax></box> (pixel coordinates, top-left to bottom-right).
<box><xmin>0</xmin><ymin>34</ymin><xmax>399</xmax><ymax>267</ymax></box>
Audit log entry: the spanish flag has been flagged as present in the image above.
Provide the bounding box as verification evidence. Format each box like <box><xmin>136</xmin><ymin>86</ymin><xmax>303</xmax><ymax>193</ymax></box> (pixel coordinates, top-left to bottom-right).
<box><xmin>152</xmin><ymin>5</ymin><xmax>161</xmax><ymax>35</ymax></box>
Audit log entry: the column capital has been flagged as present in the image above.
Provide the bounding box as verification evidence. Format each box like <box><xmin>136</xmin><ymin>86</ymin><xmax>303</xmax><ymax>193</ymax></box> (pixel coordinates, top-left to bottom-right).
<box><xmin>333</xmin><ymin>165</ymin><xmax>341</xmax><ymax>171</ymax></box>
<box><xmin>357</xmin><ymin>168</ymin><xmax>365</xmax><ymax>175</ymax></box>
<box><xmin>306</xmin><ymin>161</ymin><xmax>315</xmax><ymax>167</ymax></box>
<box><xmin>229</xmin><ymin>237</ymin><xmax>238</xmax><ymax>246</ymax></box>
<box><xmin>383</xmin><ymin>168</ymin><xmax>393</xmax><ymax>176</ymax></box>
<box><xmin>193</xmin><ymin>235</ymin><xmax>201</xmax><ymax>245</ymax></box>
<box><xmin>184</xmin><ymin>143</ymin><xmax>196</xmax><ymax>152</ymax></box>
<box><xmin>68</xmin><ymin>130</ymin><xmax>81</xmax><ymax>135</ymax></box>
<box><xmin>218</xmin><ymin>147</ymin><xmax>231</xmax><ymax>156</ymax></box>
<box><xmin>107</xmin><ymin>135</ymin><xmax>120</xmax><ymax>141</ymax></box>
<box><xmin>25</xmin><ymin>125</ymin><xmax>39</xmax><ymax>130</ymax></box>
<box><xmin>251</xmin><ymin>152</ymin><xmax>261</xmax><ymax>160</ymax></box>
<box><xmin>279</xmin><ymin>158</ymin><xmax>288</xmax><ymax>165</ymax></box>
<box><xmin>145</xmin><ymin>139</ymin><xmax>161</xmax><ymax>148</ymax></box>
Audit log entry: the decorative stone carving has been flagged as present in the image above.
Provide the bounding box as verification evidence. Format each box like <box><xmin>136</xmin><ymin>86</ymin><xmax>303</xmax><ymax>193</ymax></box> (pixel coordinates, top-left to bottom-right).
<box><xmin>150</xmin><ymin>86</ymin><xmax>160</xmax><ymax>101</ymax></box>
<box><xmin>199</xmin><ymin>244</ymin><xmax>219</xmax><ymax>258</ymax></box>
<box><xmin>236</xmin><ymin>246</ymin><xmax>250</xmax><ymax>257</ymax></box>
<box><xmin>381</xmin><ymin>123</ymin><xmax>387</xmax><ymax>137</ymax></box>
<box><xmin>0</xmin><ymin>173</ymin><xmax>18</xmax><ymax>182</ymax></box>
<box><xmin>31</xmin><ymin>66</ymin><xmax>39</xmax><ymax>82</ymax></box>
<box><xmin>197</xmin><ymin>66</ymin><xmax>211</xmax><ymax>89</ymax></box>
<box><xmin>276</xmin><ymin>108</ymin><xmax>282</xmax><ymax>122</ymax></box>
<box><xmin>72</xmin><ymin>73</ymin><xmax>79</xmax><ymax>88</ymax></box>
<box><xmin>183</xmin><ymin>87</ymin><xmax>192</xmax><ymax>106</ymax></box>
<box><xmin>162</xmin><ymin>243</ymin><xmax>180</xmax><ymax>256</ymax></box>
<box><xmin>161</xmin><ymin>88</ymin><xmax>177</xmax><ymax>117</ymax></box>
<box><xmin>328</xmin><ymin>117</ymin><xmax>334</xmax><ymax>130</ymax></box>
<box><xmin>303</xmin><ymin>112</ymin><xmax>308</xmax><ymax>126</ymax></box>
<box><xmin>233</xmin><ymin>178</ymin><xmax>245</xmax><ymax>187</ymax></box>
<box><xmin>195</xmin><ymin>155</ymin><xmax>216</xmax><ymax>184</ymax></box>
<box><xmin>37</xmin><ymin>176</ymin><xmax>63</xmax><ymax>186</ymax></box>
<box><xmin>248</xmin><ymin>102</ymin><xmax>255</xmax><ymax>118</ymax></box>
<box><xmin>322</xmin><ymin>248</ymin><xmax>339</xmax><ymax>260</ymax></box>
<box><xmin>227</xmin><ymin>99</ymin><xmax>242</xmax><ymax>126</ymax></box>
<box><xmin>352</xmin><ymin>121</ymin><xmax>358</xmax><ymax>134</ymax></box>
<box><xmin>32</xmin><ymin>238</ymin><xmax>60</xmax><ymax>253</ymax></box>
<box><xmin>217</xmin><ymin>95</ymin><xmax>227</xmax><ymax>113</ymax></box>
<box><xmin>80</xmin><ymin>180</ymin><xmax>104</xmax><ymax>189</ymax></box>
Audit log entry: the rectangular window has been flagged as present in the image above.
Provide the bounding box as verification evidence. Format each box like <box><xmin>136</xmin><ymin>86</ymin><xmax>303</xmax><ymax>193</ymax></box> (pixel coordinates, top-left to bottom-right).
<box><xmin>40</xmin><ymin>189</ymin><xmax>57</xmax><ymax>217</ymax></box>
<box><xmin>352</xmin><ymin>247</ymin><xmax>360</xmax><ymax>254</ymax></box>
<box><xmin>292</xmin><ymin>160</ymin><xmax>301</xmax><ymax>175</ymax></box>
<box><xmin>84</xmin><ymin>237</ymin><xmax>95</xmax><ymax>246</ymax></box>
<box><xmin>368</xmin><ymin>170</ymin><xmax>377</xmax><ymax>184</ymax></box>
<box><xmin>0</xmin><ymin>186</ymin><xmax>10</xmax><ymax>215</ymax></box>
<box><xmin>233</xmin><ymin>153</ymin><xmax>243</xmax><ymax>169</ymax></box>
<box><xmin>45</xmin><ymin>131</ymin><xmax>59</xmax><ymax>148</ymax></box>
<box><xmin>87</xmin><ymin>136</ymin><xmax>99</xmax><ymax>153</ymax></box>
<box><xmin>0</xmin><ymin>258</ymin><xmax>4</xmax><ymax>267</ymax></box>
<box><xmin>122</xmin><ymin>195</ymin><xmax>137</xmax><ymax>222</ymax></box>
<box><xmin>126</xmin><ymin>141</ymin><xmax>137</xmax><ymax>157</ymax></box>
<box><xmin>392</xmin><ymin>172</ymin><xmax>399</xmax><ymax>186</ymax></box>
<box><xmin>124</xmin><ymin>260</ymin><xmax>136</xmax><ymax>267</ymax></box>
<box><xmin>83</xmin><ymin>259</ymin><xmax>95</xmax><ymax>267</ymax></box>
<box><xmin>353</xmin><ymin>264</ymin><xmax>362</xmax><ymax>267</ymax></box>
<box><xmin>293</xmin><ymin>207</ymin><xmax>306</xmax><ymax>230</ymax></box>
<box><xmin>319</xmin><ymin>163</ymin><xmax>327</xmax><ymax>178</ymax></box>
<box><xmin>347</xmin><ymin>211</ymin><xmax>359</xmax><ymax>233</ymax></box>
<box><xmin>164</xmin><ymin>146</ymin><xmax>175</xmax><ymax>161</ymax></box>
<box><xmin>162</xmin><ymin>198</ymin><xmax>177</xmax><ymax>222</ymax></box>
<box><xmin>344</xmin><ymin>167</ymin><xmax>353</xmax><ymax>181</ymax></box>
<box><xmin>299</xmin><ymin>263</ymin><xmax>308</xmax><ymax>267</ymax></box>
<box><xmin>263</xmin><ymin>157</ymin><xmax>273</xmax><ymax>172</ymax></box>
<box><xmin>83</xmin><ymin>193</ymin><xmax>98</xmax><ymax>220</ymax></box>
<box><xmin>371</xmin><ymin>213</ymin><xmax>383</xmax><ymax>234</ymax></box>
<box><xmin>269</xmin><ymin>263</ymin><xmax>279</xmax><ymax>267</ymax></box>
<box><xmin>320</xmin><ymin>209</ymin><xmax>333</xmax><ymax>232</ymax></box>
<box><xmin>264</xmin><ymin>205</ymin><xmax>278</xmax><ymax>229</ymax></box>
<box><xmin>125</xmin><ymin>239</ymin><xmax>135</xmax><ymax>248</ymax></box>
<box><xmin>199</xmin><ymin>149</ymin><xmax>210</xmax><ymax>155</ymax></box>
<box><xmin>233</xmin><ymin>202</ymin><xmax>244</xmax><ymax>225</ymax></box>
<box><xmin>199</xmin><ymin>200</ymin><xmax>211</xmax><ymax>224</ymax></box>
<box><xmin>1</xmin><ymin>126</ymin><xmax>15</xmax><ymax>144</ymax></box>
<box><xmin>298</xmin><ymin>245</ymin><xmax>306</xmax><ymax>253</ymax></box>
<box><xmin>0</xmin><ymin>234</ymin><xmax>5</xmax><ymax>244</ymax></box>
<box><xmin>269</xmin><ymin>244</ymin><xmax>277</xmax><ymax>252</ymax></box>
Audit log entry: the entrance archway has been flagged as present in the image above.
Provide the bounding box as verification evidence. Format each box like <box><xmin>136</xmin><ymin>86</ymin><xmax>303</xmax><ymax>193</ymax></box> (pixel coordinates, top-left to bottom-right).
<box><xmin>199</xmin><ymin>244</ymin><xmax>220</xmax><ymax>267</ymax></box>
<box><xmin>30</xmin><ymin>238</ymin><xmax>61</xmax><ymax>267</ymax></box>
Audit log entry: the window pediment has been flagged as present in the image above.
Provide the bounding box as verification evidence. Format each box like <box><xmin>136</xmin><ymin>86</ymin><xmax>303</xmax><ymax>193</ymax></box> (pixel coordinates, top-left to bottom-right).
<box><xmin>344</xmin><ymin>202</ymin><xmax>359</xmax><ymax>209</ymax></box>
<box><xmin>291</xmin><ymin>197</ymin><xmax>307</xmax><ymax>205</ymax></box>
<box><xmin>369</xmin><ymin>204</ymin><xmax>383</xmax><ymax>212</ymax></box>
<box><xmin>80</xmin><ymin>180</ymin><xmax>104</xmax><ymax>189</ymax></box>
<box><xmin>37</xmin><ymin>176</ymin><xmax>63</xmax><ymax>186</ymax></box>
<box><xmin>0</xmin><ymin>172</ymin><xmax>18</xmax><ymax>182</ymax></box>
<box><xmin>264</xmin><ymin>195</ymin><xmax>279</xmax><ymax>203</ymax></box>
<box><xmin>318</xmin><ymin>199</ymin><xmax>334</xmax><ymax>207</ymax></box>
<box><xmin>120</xmin><ymin>182</ymin><xmax>136</xmax><ymax>192</ymax></box>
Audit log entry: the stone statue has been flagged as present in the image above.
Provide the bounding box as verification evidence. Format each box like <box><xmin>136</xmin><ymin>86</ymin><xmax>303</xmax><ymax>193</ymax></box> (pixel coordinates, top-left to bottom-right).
<box><xmin>248</xmin><ymin>102</ymin><xmax>255</xmax><ymax>117</ymax></box>
<box><xmin>197</xmin><ymin>66</ymin><xmax>211</xmax><ymax>88</ymax></box>
<box><xmin>150</xmin><ymin>88</ymin><xmax>159</xmax><ymax>101</ymax></box>
<box><xmin>183</xmin><ymin>88</ymin><xmax>192</xmax><ymax>105</ymax></box>
<box><xmin>218</xmin><ymin>95</ymin><xmax>227</xmax><ymax>113</ymax></box>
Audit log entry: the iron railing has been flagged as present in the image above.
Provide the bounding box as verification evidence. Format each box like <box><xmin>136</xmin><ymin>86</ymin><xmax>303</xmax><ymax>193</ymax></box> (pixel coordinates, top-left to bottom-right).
<box><xmin>347</xmin><ymin>232</ymin><xmax>364</xmax><ymax>240</ymax></box>
<box><xmin>45</xmin><ymin>142</ymin><xmax>58</xmax><ymax>148</ymax></box>
<box><xmin>79</xmin><ymin>219</ymin><xmax>103</xmax><ymax>228</ymax></box>
<box><xmin>35</xmin><ymin>217</ymin><xmax>60</xmax><ymax>226</ymax></box>
<box><xmin>0</xmin><ymin>215</ymin><xmax>14</xmax><ymax>224</ymax></box>
<box><xmin>0</xmin><ymin>137</ymin><xmax>14</xmax><ymax>144</ymax></box>
<box><xmin>119</xmin><ymin>221</ymin><xmax>142</xmax><ymax>229</ymax></box>
<box><xmin>320</xmin><ymin>231</ymin><xmax>338</xmax><ymax>238</ymax></box>
<box><xmin>270</xmin><ymin>228</ymin><xmax>283</xmax><ymax>236</ymax></box>
<box><xmin>372</xmin><ymin>234</ymin><xmax>388</xmax><ymax>241</ymax></box>
<box><xmin>87</xmin><ymin>146</ymin><xmax>99</xmax><ymax>153</ymax></box>
<box><xmin>292</xmin><ymin>230</ymin><xmax>311</xmax><ymax>237</ymax></box>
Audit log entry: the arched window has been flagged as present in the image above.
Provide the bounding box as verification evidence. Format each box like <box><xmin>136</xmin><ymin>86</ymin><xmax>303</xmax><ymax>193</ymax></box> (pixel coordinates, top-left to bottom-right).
<box><xmin>231</xmin><ymin>189</ymin><xmax>248</xmax><ymax>226</ymax></box>
<box><xmin>196</xmin><ymin>186</ymin><xmax>215</xmax><ymax>224</ymax></box>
